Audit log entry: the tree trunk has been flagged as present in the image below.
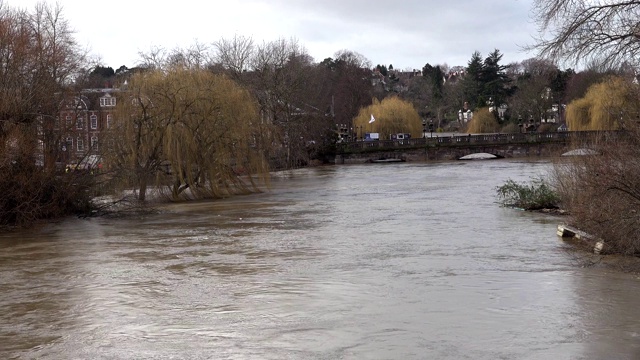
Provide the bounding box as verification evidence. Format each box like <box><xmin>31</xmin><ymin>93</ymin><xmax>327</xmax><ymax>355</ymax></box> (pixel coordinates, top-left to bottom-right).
<box><xmin>138</xmin><ymin>179</ymin><xmax>147</xmax><ymax>201</ymax></box>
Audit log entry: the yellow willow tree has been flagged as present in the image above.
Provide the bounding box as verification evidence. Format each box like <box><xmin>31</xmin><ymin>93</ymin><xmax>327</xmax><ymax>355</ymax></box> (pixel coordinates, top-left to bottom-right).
<box><xmin>353</xmin><ymin>96</ymin><xmax>422</xmax><ymax>140</ymax></box>
<box><xmin>108</xmin><ymin>67</ymin><xmax>271</xmax><ymax>201</ymax></box>
<box><xmin>466</xmin><ymin>107</ymin><xmax>500</xmax><ymax>133</ymax></box>
<box><xmin>566</xmin><ymin>76</ymin><xmax>640</xmax><ymax>131</ymax></box>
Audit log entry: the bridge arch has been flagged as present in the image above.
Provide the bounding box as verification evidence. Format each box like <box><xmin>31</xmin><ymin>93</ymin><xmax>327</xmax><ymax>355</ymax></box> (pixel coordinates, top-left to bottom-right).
<box><xmin>561</xmin><ymin>148</ymin><xmax>599</xmax><ymax>156</ymax></box>
<box><xmin>458</xmin><ymin>153</ymin><xmax>503</xmax><ymax>160</ymax></box>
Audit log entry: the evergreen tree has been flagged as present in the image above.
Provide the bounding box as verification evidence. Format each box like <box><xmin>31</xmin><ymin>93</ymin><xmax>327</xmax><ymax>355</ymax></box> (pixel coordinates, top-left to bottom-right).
<box><xmin>462</xmin><ymin>51</ymin><xmax>483</xmax><ymax>108</ymax></box>
<box><xmin>549</xmin><ymin>68</ymin><xmax>574</xmax><ymax>103</ymax></box>
<box><xmin>376</xmin><ymin>64</ymin><xmax>388</xmax><ymax>77</ymax></box>
<box><xmin>421</xmin><ymin>63</ymin><xmax>444</xmax><ymax>100</ymax></box>
<box><xmin>480</xmin><ymin>49</ymin><xmax>513</xmax><ymax>111</ymax></box>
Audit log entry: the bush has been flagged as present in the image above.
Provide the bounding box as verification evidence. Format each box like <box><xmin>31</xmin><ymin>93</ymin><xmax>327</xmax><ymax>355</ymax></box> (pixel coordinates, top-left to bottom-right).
<box><xmin>0</xmin><ymin>160</ymin><xmax>94</xmax><ymax>228</ymax></box>
<box><xmin>552</xmin><ymin>128</ymin><xmax>640</xmax><ymax>255</ymax></box>
<box><xmin>496</xmin><ymin>178</ymin><xmax>560</xmax><ymax>210</ymax></box>
<box><xmin>0</xmin><ymin>136</ymin><xmax>95</xmax><ymax>228</ymax></box>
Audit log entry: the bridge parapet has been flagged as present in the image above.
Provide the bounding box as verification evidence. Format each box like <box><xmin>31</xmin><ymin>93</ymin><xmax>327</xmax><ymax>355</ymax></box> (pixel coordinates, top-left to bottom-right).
<box><xmin>337</xmin><ymin>131</ymin><xmax>606</xmax><ymax>154</ymax></box>
<box><xmin>334</xmin><ymin>131</ymin><xmax>615</xmax><ymax>163</ymax></box>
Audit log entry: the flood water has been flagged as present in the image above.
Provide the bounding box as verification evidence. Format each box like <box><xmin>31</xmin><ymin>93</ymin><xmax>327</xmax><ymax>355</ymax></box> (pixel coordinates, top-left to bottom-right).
<box><xmin>1</xmin><ymin>160</ymin><xmax>640</xmax><ymax>360</ymax></box>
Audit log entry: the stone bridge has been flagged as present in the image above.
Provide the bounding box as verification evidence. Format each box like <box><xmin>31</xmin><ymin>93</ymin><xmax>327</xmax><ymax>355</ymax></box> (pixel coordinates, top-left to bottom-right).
<box><xmin>335</xmin><ymin>131</ymin><xmax>608</xmax><ymax>164</ymax></box>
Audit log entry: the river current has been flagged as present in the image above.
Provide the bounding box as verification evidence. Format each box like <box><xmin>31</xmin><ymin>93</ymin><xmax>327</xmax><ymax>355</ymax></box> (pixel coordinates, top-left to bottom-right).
<box><xmin>1</xmin><ymin>159</ymin><xmax>639</xmax><ymax>359</ymax></box>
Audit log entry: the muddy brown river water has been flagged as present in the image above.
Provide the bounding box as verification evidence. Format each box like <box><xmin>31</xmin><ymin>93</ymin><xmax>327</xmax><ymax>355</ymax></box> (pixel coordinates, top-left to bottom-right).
<box><xmin>1</xmin><ymin>160</ymin><xmax>639</xmax><ymax>359</ymax></box>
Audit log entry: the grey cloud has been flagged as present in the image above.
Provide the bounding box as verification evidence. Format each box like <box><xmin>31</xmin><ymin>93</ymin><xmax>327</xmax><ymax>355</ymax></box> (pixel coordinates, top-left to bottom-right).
<box><xmin>262</xmin><ymin>0</ymin><xmax>538</xmax><ymax>68</ymax></box>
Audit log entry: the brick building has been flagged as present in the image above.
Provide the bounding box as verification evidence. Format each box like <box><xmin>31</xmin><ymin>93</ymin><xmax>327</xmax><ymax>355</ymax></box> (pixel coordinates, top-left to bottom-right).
<box><xmin>52</xmin><ymin>88</ymin><xmax>119</xmax><ymax>166</ymax></box>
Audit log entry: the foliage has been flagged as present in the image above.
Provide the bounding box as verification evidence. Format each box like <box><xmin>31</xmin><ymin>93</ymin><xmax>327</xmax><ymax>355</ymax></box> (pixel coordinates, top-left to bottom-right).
<box><xmin>496</xmin><ymin>178</ymin><xmax>560</xmax><ymax>210</ymax></box>
<box><xmin>466</xmin><ymin>107</ymin><xmax>500</xmax><ymax>134</ymax></box>
<box><xmin>421</xmin><ymin>63</ymin><xmax>445</xmax><ymax>100</ymax></box>
<box><xmin>480</xmin><ymin>49</ymin><xmax>514</xmax><ymax>110</ymax></box>
<box><xmin>458</xmin><ymin>50</ymin><xmax>513</xmax><ymax>113</ymax></box>
<box><xmin>565</xmin><ymin>76</ymin><xmax>640</xmax><ymax>131</ymax></box>
<box><xmin>549</xmin><ymin>67</ymin><xmax>575</xmax><ymax>103</ymax></box>
<box><xmin>462</xmin><ymin>51</ymin><xmax>484</xmax><ymax>108</ymax></box>
<box><xmin>108</xmin><ymin>67</ymin><xmax>271</xmax><ymax>201</ymax></box>
<box><xmin>376</xmin><ymin>64</ymin><xmax>388</xmax><ymax>77</ymax></box>
<box><xmin>352</xmin><ymin>97</ymin><xmax>422</xmax><ymax>139</ymax></box>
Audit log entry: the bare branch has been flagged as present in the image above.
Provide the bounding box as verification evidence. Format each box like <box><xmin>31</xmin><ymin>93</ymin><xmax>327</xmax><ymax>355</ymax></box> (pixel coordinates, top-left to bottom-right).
<box><xmin>530</xmin><ymin>0</ymin><xmax>640</xmax><ymax>68</ymax></box>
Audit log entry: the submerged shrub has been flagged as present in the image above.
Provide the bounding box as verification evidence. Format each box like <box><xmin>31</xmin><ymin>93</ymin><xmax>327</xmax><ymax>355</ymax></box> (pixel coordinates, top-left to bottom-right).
<box><xmin>496</xmin><ymin>178</ymin><xmax>560</xmax><ymax>210</ymax></box>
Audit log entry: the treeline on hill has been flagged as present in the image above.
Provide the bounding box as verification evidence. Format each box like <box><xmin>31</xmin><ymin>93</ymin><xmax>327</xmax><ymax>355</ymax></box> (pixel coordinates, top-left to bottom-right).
<box><xmin>2</xmin><ymin>1</ymin><xmax>639</xmax><ymax>229</ymax></box>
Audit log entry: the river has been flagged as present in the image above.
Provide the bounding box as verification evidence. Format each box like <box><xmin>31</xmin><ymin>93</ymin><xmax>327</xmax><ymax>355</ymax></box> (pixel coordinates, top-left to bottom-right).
<box><xmin>1</xmin><ymin>159</ymin><xmax>639</xmax><ymax>360</ymax></box>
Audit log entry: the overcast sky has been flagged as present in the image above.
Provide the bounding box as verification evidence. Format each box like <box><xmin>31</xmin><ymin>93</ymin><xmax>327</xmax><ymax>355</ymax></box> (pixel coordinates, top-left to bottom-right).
<box><xmin>18</xmin><ymin>0</ymin><xmax>540</xmax><ymax>70</ymax></box>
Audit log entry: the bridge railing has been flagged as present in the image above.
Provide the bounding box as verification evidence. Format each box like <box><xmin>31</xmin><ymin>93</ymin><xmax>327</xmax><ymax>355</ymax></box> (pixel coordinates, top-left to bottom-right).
<box><xmin>337</xmin><ymin>131</ymin><xmax>603</xmax><ymax>153</ymax></box>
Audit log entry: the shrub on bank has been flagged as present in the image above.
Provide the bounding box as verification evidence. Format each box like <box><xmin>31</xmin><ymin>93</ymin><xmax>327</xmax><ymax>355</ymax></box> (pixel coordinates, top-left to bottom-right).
<box><xmin>0</xmin><ymin>157</ymin><xmax>94</xmax><ymax>228</ymax></box>
<box><xmin>552</xmin><ymin>129</ymin><xmax>640</xmax><ymax>256</ymax></box>
<box><xmin>496</xmin><ymin>178</ymin><xmax>561</xmax><ymax>211</ymax></box>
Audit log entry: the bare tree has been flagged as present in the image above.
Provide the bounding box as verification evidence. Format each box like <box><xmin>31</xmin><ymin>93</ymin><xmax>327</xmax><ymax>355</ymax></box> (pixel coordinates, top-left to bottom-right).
<box><xmin>508</xmin><ymin>58</ymin><xmax>559</xmax><ymax>125</ymax></box>
<box><xmin>212</xmin><ymin>34</ymin><xmax>255</xmax><ymax>78</ymax></box>
<box><xmin>334</xmin><ymin>49</ymin><xmax>372</xmax><ymax>69</ymax></box>
<box><xmin>531</xmin><ymin>0</ymin><xmax>640</xmax><ymax>68</ymax></box>
<box><xmin>0</xmin><ymin>2</ymin><xmax>90</xmax><ymax>226</ymax></box>
<box><xmin>136</xmin><ymin>46</ymin><xmax>168</xmax><ymax>70</ymax></box>
<box><xmin>247</xmin><ymin>38</ymin><xmax>320</xmax><ymax>168</ymax></box>
<box><xmin>553</xmin><ymin>127</ymin><xmax>640</xmax><ymax>255</ymax></box>
<box><xmin>329</xmin><ymin>50</ymin><xmax>374</xmax><ymax>135</ymax></box>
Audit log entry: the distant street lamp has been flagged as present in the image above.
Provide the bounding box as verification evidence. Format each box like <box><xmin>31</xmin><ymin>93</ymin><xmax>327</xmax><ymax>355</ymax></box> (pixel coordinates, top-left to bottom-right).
<box><xmin>518</xmin><ymin>115</ymin><xmax>523</xmax><ymax>133</ymax></box>
<box><xmin>429</xmin><ymin>120</ymin><xmax>434</xmax><ymax>138</ymax></box>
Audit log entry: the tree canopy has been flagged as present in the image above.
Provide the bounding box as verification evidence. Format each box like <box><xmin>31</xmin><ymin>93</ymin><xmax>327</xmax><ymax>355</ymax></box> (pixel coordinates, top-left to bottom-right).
<box><xmin>108</xmin><ymin>67</ymin><xmax>271</xmax><ymax>201</ymax></box>
<box><xmin>458</xmin><ymin>50</ymin><xmax>513</xmax><ymax>111</ymax></box>
<box><xmin>353</xmin><ymin>97</ymin><xmax>422</xmax><ymax>139</ymax></box>
<box><xmin>565</xmin><ymin>76</ymin><xmax>640</xmax><ymax>131</ymax></box>
<box><xmin>466</xmin><ymin>107</ymin><xmax>500</xmax><ymax>134</ymax></box>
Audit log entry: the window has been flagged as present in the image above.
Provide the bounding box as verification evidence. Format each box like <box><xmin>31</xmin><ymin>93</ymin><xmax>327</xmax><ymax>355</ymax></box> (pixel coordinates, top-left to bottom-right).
<box><xmin>90</xmin><ymin>115</ymin><xmax>98</xmax><ymax>129</ymax></box>
<box><xmin>100</xmin><ymin>96</ymin><xmax>116</xmax><ymax>107</ymax></box>
<box><xmin>54</xmin><ymin>116</ymin><xmax>60</xmax><ymax>129</ymax></box>
<box><xmin>65</xmin><ymin>137</ymin><xmax>73</xmax><ymax>151</ymax></box>
<box><xmin>66</xmin><ymin>115</ymin><xmax>72</xmax><ymax>127</ymax></box>
<box><xmin>77</xmin><ymin>138</ymin><xmax>84</xmax><ymax>151</ymax></box>
<box><xmin>77</xmin><ymin>116</ymin><xmax>84</xmax><ymax>130</ymax></box>
<box><xmin>91</xmin><ymin>136</ymin><xmax>98</xmax><ymax>150</ymax></box>
<box><xmin>106</xmin><ymin>114</ymin><xmax>113</xmax><ymax>129</ymax></box>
